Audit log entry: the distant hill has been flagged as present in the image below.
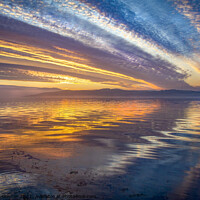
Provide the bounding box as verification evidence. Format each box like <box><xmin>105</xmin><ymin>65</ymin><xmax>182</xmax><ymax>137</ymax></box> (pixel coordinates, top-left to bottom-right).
<box><xmin>0</xmin><ymin>85</ymin><xmax>61</xmax><ymax>98</ymax></box>
<box><xmin>28</xmin><ymin>88</ymin><xmax>200</xmax><ymax>98</ymax></box>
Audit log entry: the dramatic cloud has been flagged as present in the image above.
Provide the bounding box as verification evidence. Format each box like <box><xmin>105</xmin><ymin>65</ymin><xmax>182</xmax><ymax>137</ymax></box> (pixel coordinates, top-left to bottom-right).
<box><xmin>0</xmin><ymin>0</ymin><xmax>200</xmax><ymax>90</ymax></box>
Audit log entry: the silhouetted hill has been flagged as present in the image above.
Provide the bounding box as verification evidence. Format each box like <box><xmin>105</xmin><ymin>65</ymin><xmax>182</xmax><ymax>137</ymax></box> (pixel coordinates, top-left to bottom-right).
<box><xmin>28</xmin><ymin>88</ymin><xmax>200</xmax><ymax>98</ymax></box>
<box><xmin>0</xmin><ymin>85</ymin><xmax>61</xmax><ymax>98</ymax></box>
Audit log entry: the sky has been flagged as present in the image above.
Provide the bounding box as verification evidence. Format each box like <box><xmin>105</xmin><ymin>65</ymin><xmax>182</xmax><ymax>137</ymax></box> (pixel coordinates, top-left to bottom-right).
<box><xmin>0</xmin><ymin>0</ymin><xmax>200</xmax><ymax>90</ymax></box>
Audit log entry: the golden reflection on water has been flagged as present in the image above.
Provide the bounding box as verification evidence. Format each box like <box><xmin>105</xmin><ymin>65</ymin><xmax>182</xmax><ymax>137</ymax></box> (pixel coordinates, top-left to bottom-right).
<box><xmin>0</xmin><ymin>99</ymin><xmax>160</xmax><ymax>159</ymax></box>
<box><xmin>1</xmin><ymin>99</ymin><xmax>200</xmax><ymax>198</ymax></box>
<box><xmin>0</xmin><ymin>98</ymin><xmax>162</xmax><ymax>194</ymax></box>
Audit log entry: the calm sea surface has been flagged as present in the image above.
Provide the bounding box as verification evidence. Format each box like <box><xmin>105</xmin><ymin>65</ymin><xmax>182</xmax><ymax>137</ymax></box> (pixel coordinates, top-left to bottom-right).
<box><xmin>0</xmin><ymin>98</ymin><xmax>200</xmax><ymax>200</ymax></box>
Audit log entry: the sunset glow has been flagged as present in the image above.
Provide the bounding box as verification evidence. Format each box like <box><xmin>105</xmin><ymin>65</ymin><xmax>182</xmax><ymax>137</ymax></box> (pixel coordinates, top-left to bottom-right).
<box><xmin>0</xmin><ymin>0</ymin><xmax>200</xmax><ymax>90</ymax></box>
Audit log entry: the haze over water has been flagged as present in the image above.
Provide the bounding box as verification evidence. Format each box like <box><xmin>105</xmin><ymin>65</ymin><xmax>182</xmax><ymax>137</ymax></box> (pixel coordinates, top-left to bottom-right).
<box><xmin>0</xmin><ymin>98</ymin><xmax>200</xmax><ymax>199</ymax></box>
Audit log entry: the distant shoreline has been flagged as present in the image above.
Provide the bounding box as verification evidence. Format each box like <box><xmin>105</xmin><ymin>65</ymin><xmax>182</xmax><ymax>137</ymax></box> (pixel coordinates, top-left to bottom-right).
<box><xmin>27</xmin><ymin>88</ymin><xmax>200</xmax><ymax>99</ymax></box>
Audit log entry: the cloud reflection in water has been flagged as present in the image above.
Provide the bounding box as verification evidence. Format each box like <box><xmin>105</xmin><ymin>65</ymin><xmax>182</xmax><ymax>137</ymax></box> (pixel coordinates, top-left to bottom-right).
<box><xmin>0</xmin><ymin>98</ymin><xmax>200</xmax><ymax>198</ymax></box>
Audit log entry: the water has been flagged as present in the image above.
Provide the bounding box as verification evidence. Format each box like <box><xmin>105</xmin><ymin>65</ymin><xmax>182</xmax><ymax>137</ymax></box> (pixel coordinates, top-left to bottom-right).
<box><xmin>0</xmin><ymin>98</ymin><xmax>200</xmax><ymax>199</ymax></box>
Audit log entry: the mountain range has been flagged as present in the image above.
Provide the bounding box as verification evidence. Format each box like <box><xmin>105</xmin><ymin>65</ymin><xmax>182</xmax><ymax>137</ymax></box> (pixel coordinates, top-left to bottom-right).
<box><xmin>28</xmin><ymin>88</ymin><xmax>200</xmax><ymax>98</ymax></box>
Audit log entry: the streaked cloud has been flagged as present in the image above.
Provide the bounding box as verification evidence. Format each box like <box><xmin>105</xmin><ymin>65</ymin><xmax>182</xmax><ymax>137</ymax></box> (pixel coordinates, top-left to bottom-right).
<box><xmin>0</xmin><ymin>0</ymin><xmax>200</xmax><ymax>90</ymax></box>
